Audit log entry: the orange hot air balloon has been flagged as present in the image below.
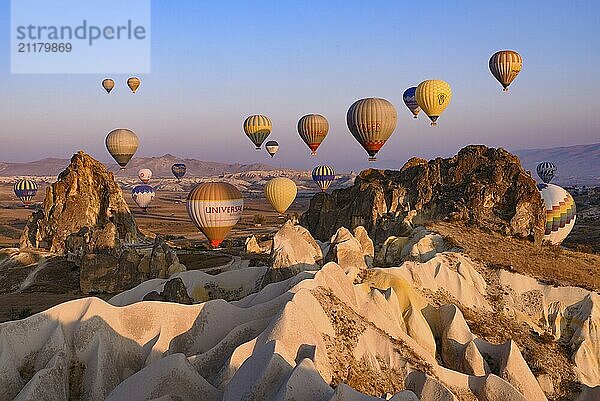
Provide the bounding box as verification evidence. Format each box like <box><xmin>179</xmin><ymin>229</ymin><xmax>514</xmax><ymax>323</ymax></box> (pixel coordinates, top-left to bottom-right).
<box><xmin>127</xmin><ymin>77</ymin><xmax>141</xmax><ymax>93</ymax></box>
<box><xmin>298</xmin><ymin>114</ymin><xmax>329</xmax><ymax>155</ymax></box>
<box><xmin>187</xmin><ymin>182</ymin><xmax>244</xmax><ymax>248</ymax></box>
<box><xmin>102</xmin><ymin>79</ymin><xmax>115</xmax><ymax>94</ymax></box>
<box><xmin>489</xmin><ymin>50</ymin><xmax>523</xmax><ymax>91</ymax></box>
<box><xmin>346</xmin><ymin>98</ymin><xmax>397</xmax><ymax>161</ymax></box>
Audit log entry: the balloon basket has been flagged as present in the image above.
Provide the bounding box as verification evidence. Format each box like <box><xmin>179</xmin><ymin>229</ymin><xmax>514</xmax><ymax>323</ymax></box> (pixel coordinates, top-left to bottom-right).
<box><xmin>368</xmin><ymin>157</ymin><xmax>377</xmax><ymax>162</ymax></box>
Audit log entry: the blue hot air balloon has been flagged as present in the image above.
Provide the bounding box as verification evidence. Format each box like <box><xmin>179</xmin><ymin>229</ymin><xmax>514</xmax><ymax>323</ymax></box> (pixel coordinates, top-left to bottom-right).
<box><xmin>132</xmin><ymin>184</ymin><xmax>155</xmax><ymax>212</ymax></box>
<box><xmin>403</xmin><ymin>87</ymin><xmax>420</xmax><ymax>119</ymax></box>
<box><xmin>172</xmin><ymin>163</ymin><xmax>187</xmax><ymax>181</ymax></box>
<box><xmin>14</xmin><ymin>179</ymin><xmax>38</xmax><ymax>206</ymax></box>
<box><xmin>536</xmin><ymin>162</ymin><xmax>556</xmax><ymax>184</ymax></box>
<box><xmin>312</xmin><ymin>165</ymin><xmax>335</xmax><ymax>192</ymax></box>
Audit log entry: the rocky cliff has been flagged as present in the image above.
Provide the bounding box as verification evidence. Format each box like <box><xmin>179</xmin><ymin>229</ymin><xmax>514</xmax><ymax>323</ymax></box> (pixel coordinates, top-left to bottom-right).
<box><xmin>20</xmin><ymin>151</ymin><xmax>139</xmax><ymax>253</ymax></box>
<box><xmin>301</xmin><ymin>145</ymin><xmax>545</xmax><ymax>243</ymax></box>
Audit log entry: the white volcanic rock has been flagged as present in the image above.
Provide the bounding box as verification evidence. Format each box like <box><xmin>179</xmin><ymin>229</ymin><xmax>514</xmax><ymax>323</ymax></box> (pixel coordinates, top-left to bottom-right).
<box><xmin>273</xmin><ymin>358</ymin><xmax>333</xmax><ymax>401</ymax></box>
<box><xmin>109</xmin><ymin>267</ymin><xmax>269</xmax><ymax>306</ymax></box>
<box><xmin>324</xmin><ymin>227</ymin><xmax>367</xmax><ymax>277</ymax></box>
<box><xmin>405</xmin><ymin>372</ymin><xmax>457</xmax><ymax>401</ymax></box>
<box><xmin>498</xmin><ymin>270</ymin><xmax>600</xmax><ymax>387</ymax></box>
<box><xmin>376</xmin><ymin>227</ymin><xmax>446</xmax><ymax>265</ymax></box>
<box><xmin>353</xmin><ymin>226</ymin><xmax>374</xmax><ymax>266</ymax></box>
<box><xmin>271</xmin><ymin>221</ymin><xmax>322</xmax><ymax>272</ymax></box>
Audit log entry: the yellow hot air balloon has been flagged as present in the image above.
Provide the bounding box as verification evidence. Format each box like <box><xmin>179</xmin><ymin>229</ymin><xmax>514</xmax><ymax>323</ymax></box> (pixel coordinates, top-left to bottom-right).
<box><xmin>489</xmin><ymin>50</ymin><xmax>523</xmax><ymax>91</ymax></box>
<box><xmin>187</xmin><ymin>182</ymin><xmax>244</xmax><ymax>248</ymax></box>
<box><xmin>264</xmin><ymin>177</ymin><xmax>297</xmax><ymax>214</ymax></box>
<box><xmin>346</xmin><ymin>98</ymin><xmax>397</xmax><ymax>161</ymax></box>
<box><xmin>102</xmin><ymin>79</ymin><xmax>115</xmax><ymax>94</ymax></box>
<box><xmin>298</xmin><ymin>114</ymin><xmax>329</xmax><ymax>155</ymax></box>
<box><xmin>243</xmin><ymin>115</ymin><xmax>272</xmax><ymax>149</ymax></box>
<box><xmin>127</xmin><ymin>77</ymin><xmax>141</xmax><ymax>93</ymax></box>
<box><xmin>105</xmin><ymin>129</ymin><xmax>139</xmax><ymax>169</ymax></box>
<box><xmin>416</xmin><ymin>80</ymin><xmax>452</xmax><ymax>126</ymax></box>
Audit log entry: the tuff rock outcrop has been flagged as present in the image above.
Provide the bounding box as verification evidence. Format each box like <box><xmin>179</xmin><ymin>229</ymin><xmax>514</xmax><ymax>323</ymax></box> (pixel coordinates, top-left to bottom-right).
<box><xmin>300</xmin><ymin>145</ymin><xmax>545</xmax><ymax>243</ymax></box>
<box><xmin>20</xmin><ymin>151</ymin><xmax>139</xmax><ymax>253</ymax></box>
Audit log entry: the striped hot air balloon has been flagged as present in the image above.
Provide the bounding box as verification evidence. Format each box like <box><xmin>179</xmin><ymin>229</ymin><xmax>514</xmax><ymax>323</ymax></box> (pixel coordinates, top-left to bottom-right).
<box><xmin>127</xmin><ymin>77</ymin><xmax>141</xmax><ymax>93</ymax></box>
<box><xmin>403</xmin><ymin>87</ymin><xmax>420</xmax><ymax>119</ymax></box>
<box><xmin>265</xmin><ymin>140</ymin><xmax>279</xmax><ymax>157</ymax></box>
<box><xmin>14</xmin><ymin>179</ymin><xmax>38</xmax><ymax>206</ymax></box>
<box><xmin>416</xmin><ymin>80</ymin><xmax>452</xmax><ymax>126</ymax></box>
<box><xmin>102</xmin><ymin>78</ymin><xmax>115</xmax><ymax>94</ymax></box>
<box><xmin>312</xmin><ymin>165</ymin><xmax>335</xmax><ymax>192</ymax></box>
<box><xmin>132</xmin><ymin>184</ymin><xmax>155</xmax><ymax>212</ymax></box>
<box><xmin>243</xmin><ymin>115</ymin><xmax>272</xmax><ymax>150</ymax></box>
<box><xmin>172</xmin><ymin>163</ymin><xmax>187</xmax><ymax>181</ymax></box>
<box><xmin>538</xmin><ymin>183</ymin><xmax>576</xmax><ymax>245</ymax></box>
<box><xmin>536</xmin><ymin>162</ymin><xmax>556</xmax><ymax>184</ymax></box>
<box><xmin>187</xmin><ymin>182</ymin><xmax>244</xmax><ymax>248</ymax></box>
<box><xmin>264</xmin><ymin>177</ymin><xmax>297</xmax><ymax>214</ymax></box>
<box><xmin>298</xmin><ymin>114</ymin><xmax>329</xmax><ymax>155</ymax></box>
<box><xmin>138</xmin><ymin>168</ymin><xmax>152</xmax><ymax>184</ymax></box>
<box><xmin>489</xmin><ymin>50</ymin><xmax>523</xmax><ymax>91</ymax></box>
<box><xmin>346</xmin><ymin>98</ymin><xmax>398</xmax><ymax>161</ymax></box>
<box><xmin>106</xmin><ymin>129</ymin><xmax>139</xmax><ymax>169</ymax></box>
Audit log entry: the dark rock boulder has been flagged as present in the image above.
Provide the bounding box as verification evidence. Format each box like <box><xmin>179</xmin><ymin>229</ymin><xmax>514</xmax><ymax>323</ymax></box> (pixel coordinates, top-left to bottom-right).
<box><xmin>20</xmin><ymin>151</ymin><xmax>139</xmax><ymax>253</ymax></box>
<box><xmin>143</xmin><ymin>277</ymin><xmax>193</xmax><ymax>305</ymax></box>
<box><xmin>301</xmin><ymin>145</ymin><xmax>545</xmax><ymax>244</ymax></box>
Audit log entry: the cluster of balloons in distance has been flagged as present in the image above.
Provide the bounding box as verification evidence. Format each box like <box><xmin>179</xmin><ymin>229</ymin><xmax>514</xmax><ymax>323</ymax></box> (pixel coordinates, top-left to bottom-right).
<box><xmin>102</xmin><ymin>77</ymin><xmax>141</xmax><ymax>94</ymax></box>
<box><xmin>102</xmin><ymin>49</ymin><xmax>576</xmax><ymax>250</ymax></box>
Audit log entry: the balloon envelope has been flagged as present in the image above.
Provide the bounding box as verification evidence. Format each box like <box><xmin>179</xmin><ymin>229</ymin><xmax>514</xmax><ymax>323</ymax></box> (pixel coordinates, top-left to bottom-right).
<box><xmin>265</xmin><ymin>140</ymin><xmax>279</xmax><ymax>157</ymax></box>
<box><xmin>489</xmin><ymin>50</ymin><xmax>523</xmax><ymax>91</ymax></box>
<box><xmin>106</xmin><ymin>129</ymin><xmax>139</xmax><ymax>168</ymax></box>
<box><xmin>138</xmin><ymin>168</ymin><xmax>152</xmax><ymax>183</ymax></box>
<box><xmin>536</xmin><ymin>162</ymin><xmax>556</xmax><ymax>184</ymax></box>
<box><xmin>312</xmin><ymin>165</ymin><xmax>335</xmax><ymax>192</ymax></box>
<box><xmin>14</xmin><ymin>179</ymin><xmax>38</xmax><ymax>206</ymax></box>
<box><xmin>298</xmin><ymin>114</ymin><xmax>329</xmax><ymax>155</ymax></box>
<box><xmin>538</xmin><ymin>183</ymin><xmax>576</xmax><ymax>245</ymax></box>
<box><xmin>264</xmin><ymin>177</ymin><xmax>297</xmax><ymax>214</ymax></box>
<box><xmin>416</xmin><ymin>80</ymin><xmax>452</xmax><ymax>126</ymax></box>
<box><xmin>127</xmin><ymin>77</ymin><xmax>141</xmax><ymax>93</ymax></box>
<box><xmin>132</xmin><ymin>184</ymin><xmax>155</xmax><ymax>210</ymax></box>
<box><xmin>243</xmin><ymin>115</ymin><xmax>272</xmax><ymax>149</ymax></box>
<box><xmin>346</xmin><ymin>98</ymin><xmax>397</xmax><ymax>161</ymax></box>
<box><xmin>403</xmin><ymin>87</ymin><xmax>420</xmax><ymax>118</ymax></box>
<box><xmin>102</xmin><ymin>79</ymin><xmax>115</xmax><ymax>94</ymax></box>
<box><xmin>187</xmin><ymin>182</ymin><xmax>244</xmax><ymax>248</ymax></box>
<box><xmin>172</xmin><ymin>163</ymin><xmax>187</xmax><ymax>180</ymax></box>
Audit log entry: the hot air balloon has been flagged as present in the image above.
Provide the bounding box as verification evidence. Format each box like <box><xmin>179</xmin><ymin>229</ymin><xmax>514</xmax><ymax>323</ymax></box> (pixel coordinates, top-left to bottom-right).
<box><xmin>298</xmin><ymin>114</ymin><xmax>329</xmax><ymax>155</ymax></box>
<box><xmin>127</xmin><ymin>77</ymin><xmax>141</xmax><ymax>93</ymax></box>
<box><xmin>265</xmin><ymin>140</ymin><xmax>279</xmax><ymax>157</ymax></box>
<box><xmin>536</xmin><ymin>162</ymin><xmax>556</xmax><ymax>184</ymax></box>
<box><xmin>14</xmin><ymin>179</ymin><xmax>38</xmax><ymax>207</ymax></box>
<box><xmin>312</xmin><ymin>165</ymin><xmax>335</xmax><ymax>192</ymax></box>
<box><xmin>106</xmin><ymin>128</ymin><xmax>139</xmax><ymax>169</ymax></box>
<box><xmin>489</xmin><ymin>50</ymin><xmax>523</xmax><ymax>91</ymax></box>
<box><xmin>187</xmin><ymin>182</ymin><xmax>244</xmax><ymax>248</ymax></box>
<box><xmin>102</xmin><ymin>79</ymin><xmax>115</xmax><ymax>94</ymax></box>
<box><xmin>138</xmin><ymin>168</ymin><xmax>152</xmax><ymax>184</ymax></box>
<box><xmin>243</xmin><ymin>115</ymin><xmax>272</xmax><ymax>149</ymax></box>
<box><xmin>403</xmin><ymin>87</ymin><xmax>420</xmax><ymax>119</ymax></box>
<box><xmin>171</xmin><ymin>163</ymin><xmax>187</xmax><ymax>181</ymax></box>
<box><xmin>346</xmin><ymin>98</ymin><xmax>398</xmax><ymax>161</ymax></box>
<box><xmin>132</xmin><ymin>184</ymin><xmax>155</xmax><ymax>212</ymax></box>
<box><xmin>538</xmin><ymin>183</ymin><xmax>576</xmax><ymax>245</ymax></box>
<box><xmin>416</xmin><ymin>80</ymin><xmax>452</xmax><ymax>126</ymax></box>
<box><xmin>264</xmin><ymin>177</ymin><xmax>297</xmax><ymax>214</ymax></box>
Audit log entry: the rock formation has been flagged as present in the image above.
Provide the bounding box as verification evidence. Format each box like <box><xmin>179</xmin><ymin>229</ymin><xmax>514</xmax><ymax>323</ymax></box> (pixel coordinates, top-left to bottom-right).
<box><xmin>20</xmin><ymin>151</ymin><xmax>139</xmax><ymax>253</ymax></box>
<box><xmin>301</xmin><ymin>145</ymin><xmax>545</xmax><ymax>243</ymax></box>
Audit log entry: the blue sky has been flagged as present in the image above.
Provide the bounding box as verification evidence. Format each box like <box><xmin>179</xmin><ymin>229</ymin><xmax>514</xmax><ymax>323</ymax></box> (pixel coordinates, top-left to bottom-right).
<box><xmin>0</xmin><ymin>0</ymin><xmax>598</xmax><ymax>171</ymax></box>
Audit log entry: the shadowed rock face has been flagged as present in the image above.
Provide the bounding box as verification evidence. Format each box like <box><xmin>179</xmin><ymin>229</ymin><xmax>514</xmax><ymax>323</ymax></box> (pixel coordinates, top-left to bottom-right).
<box><xmin>301</xmin><ymin>145</ymin><xmax>545</xmax><ymax>243</ymax></box>
<box><xmin>20</xmin><ymin>151</ymin><xmax>139</xmax><ymax>253</ymax></box>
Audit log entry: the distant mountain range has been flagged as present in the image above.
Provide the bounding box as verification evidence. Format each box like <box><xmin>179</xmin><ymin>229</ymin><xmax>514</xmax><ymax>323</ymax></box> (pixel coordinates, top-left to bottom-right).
<box><xmin>0</xmin><ymin>154</ymin><xmax>280</xmax><ymax>178</ymax></box>
<box><xmin>513</xmin><ymin>143</ymin><xmax>599</xmax><ymax>186</ymax></box>
<box><xmin>1</xmin><ymin>144</ymin><xmax>598</xmax><ymax>185</ymax></box>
